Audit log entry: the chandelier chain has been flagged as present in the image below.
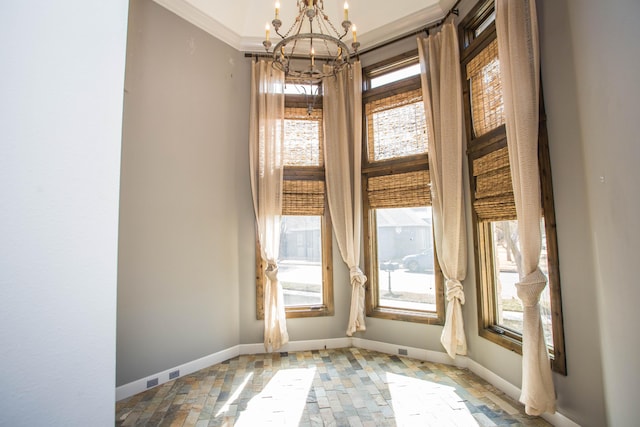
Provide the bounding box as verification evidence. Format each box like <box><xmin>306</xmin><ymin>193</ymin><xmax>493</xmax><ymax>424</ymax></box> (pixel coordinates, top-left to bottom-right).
<box><xmin>324</xmin><ymin>14</ymin><xmax>344</xmax><ymax>39</ymax></box>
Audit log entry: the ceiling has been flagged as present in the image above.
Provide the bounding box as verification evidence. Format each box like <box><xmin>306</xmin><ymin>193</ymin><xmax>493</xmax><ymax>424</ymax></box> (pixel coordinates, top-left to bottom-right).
<box><xmin>152</xmin><ymin>0</ymin><xmax>458</xmax><ymax>53</ymax></box>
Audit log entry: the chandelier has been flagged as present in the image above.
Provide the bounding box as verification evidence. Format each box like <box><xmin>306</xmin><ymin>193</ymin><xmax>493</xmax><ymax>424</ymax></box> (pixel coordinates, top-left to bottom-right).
<box><xmin>263</xmin><ymin>0</ymin><xmax>360</xmax><ymax>84</ymax></box>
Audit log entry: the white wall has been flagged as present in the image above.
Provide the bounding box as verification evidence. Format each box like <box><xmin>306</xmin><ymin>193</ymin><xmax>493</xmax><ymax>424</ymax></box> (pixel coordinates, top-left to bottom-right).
<box><xmin>0</xmin><ymin>1</ymin><xmax>128</xmax><ymax>425</ymax></box>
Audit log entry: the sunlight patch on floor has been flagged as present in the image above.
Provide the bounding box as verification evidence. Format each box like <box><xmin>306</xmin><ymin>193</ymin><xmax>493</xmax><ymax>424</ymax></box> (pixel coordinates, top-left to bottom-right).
<box><xmin>385</xmin><ymin>371</ymin><xmax>479</xmax><ymax>426</ymax></box>
<box><xmin>234</xmin><ymin>367</ymin><xmax>316</xmax><ymax>426</ymax></box>
<box><xmin>215</xmin><ymin>372</ymin><xmax>253</xmax><ymax>417</ymax></box>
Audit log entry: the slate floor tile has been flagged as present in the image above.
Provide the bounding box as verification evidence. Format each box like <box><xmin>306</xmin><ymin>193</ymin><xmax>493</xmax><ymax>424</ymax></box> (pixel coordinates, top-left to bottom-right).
<box><xmin>116</xmin><ymin>348</ymin><xmax>551</xmax><ymax>427</ymax></box>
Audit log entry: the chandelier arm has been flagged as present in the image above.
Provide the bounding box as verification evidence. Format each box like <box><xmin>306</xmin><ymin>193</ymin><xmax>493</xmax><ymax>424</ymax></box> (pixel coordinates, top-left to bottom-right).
<box><xmin>273</xmin><ymin>25</ymin><xmax>284</xmax><ymax>39</ymax></box>
<box><xmin>265</xmin><ymin>0</ymin><xmax>355</xmax><ymax>86</ymax></box>
<box><xmin>323</xmin><ymin>13</ymin><xmax>349</xmax><ymax>39</ymax></box>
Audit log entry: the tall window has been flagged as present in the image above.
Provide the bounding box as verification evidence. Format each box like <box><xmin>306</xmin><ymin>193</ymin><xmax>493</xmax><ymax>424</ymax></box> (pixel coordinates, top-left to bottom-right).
<box><xmin>256</xmin><ymin>89</ymin><xmax>334</xmax><ymax>319</ymax></box>
<box><xmin>460</xmin><ymin>0</ymin><xmax>566</xmax><ymax>373</ymax></box>
<box><xmin>363</xmin><ymin>55</ymin><xmax>444</xmax><ymax>324</ymax></box>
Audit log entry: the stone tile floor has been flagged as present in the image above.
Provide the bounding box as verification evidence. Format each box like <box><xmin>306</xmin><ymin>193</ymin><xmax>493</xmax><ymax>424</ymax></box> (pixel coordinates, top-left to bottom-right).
<box><xmin>116</xmin><ymin>347</ymin><xmax>551</xmax><ymax>426</ymax></box>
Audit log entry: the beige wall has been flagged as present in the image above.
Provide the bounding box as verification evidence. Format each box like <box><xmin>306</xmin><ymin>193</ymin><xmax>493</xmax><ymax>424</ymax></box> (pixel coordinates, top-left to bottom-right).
<box><xmin>559</xmin><ymin>0</ymin><xmax>640</xmax><ymax>424</ymax></box>
<box><xmin>117</xmin><ymin>0</ymin><xmax>249</xmax><ymax>386</ymax></box>
<box><xmin>537</xmin><ymin>1</ymin><xmax>608</xmax><ymax>424</ymax></box>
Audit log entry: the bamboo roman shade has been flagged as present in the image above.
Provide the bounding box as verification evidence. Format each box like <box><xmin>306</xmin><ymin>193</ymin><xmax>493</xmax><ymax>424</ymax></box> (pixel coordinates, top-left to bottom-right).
<box><xmin>283</xmin><ymin>107</ymin><xmax>323</xmax><ymax>167</ymax></box>
<box><xmin>365</xmin><ymin>88</ymin><xmax>428</xmax><ymax>162</ymax></box>
<box><xmin>466</xmin><ymin>38</ymin><xmax>505</xmax><ymax>137</ymax></box>
<box><xmin>367</xmin><ymin>170</ymin><xmax>431</xmax><ymax>209</ymax></box>
<box><xmin>282</xmin><ymin>179</ymin><xmax>325</xmax><ymax>215</ymax></box>
<box><xmin>282</xmin><ymin>106</ymin><xmax>325</xmax><ymax>216</ymax></box>
<box><xmin>472</xmin><ymin>146</ymin><xmax>516</xmax><ymax>221</ymax></box>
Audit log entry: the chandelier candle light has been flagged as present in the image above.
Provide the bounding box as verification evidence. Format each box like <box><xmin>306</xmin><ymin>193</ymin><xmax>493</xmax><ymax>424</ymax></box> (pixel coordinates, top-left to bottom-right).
<box><xmin>263</xmin><ymin>0</ymin><xmax>360</xmax><ymax>83</ymax></box>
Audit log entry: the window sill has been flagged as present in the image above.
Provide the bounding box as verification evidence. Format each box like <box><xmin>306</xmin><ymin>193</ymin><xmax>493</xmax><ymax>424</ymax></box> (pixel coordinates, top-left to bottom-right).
<box><xmin>367</xmin><ymin>306</ymin><xmax>443</xmax><ymax>325</ymax></box>
<box><xmin>285</xmin><ymin>305</ymin><xmax>334</xmax><ymax>319</ymax></box>
<box><xmin>479</xmin><ymin>326</ymin><xmax>566</xmax><ymax>375</ymax></box>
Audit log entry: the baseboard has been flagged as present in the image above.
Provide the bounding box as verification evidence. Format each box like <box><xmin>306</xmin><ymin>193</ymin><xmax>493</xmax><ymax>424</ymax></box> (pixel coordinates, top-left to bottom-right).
<box><xmin>239</xmin><ymin>337</ymin><xmax>351</xmax><ymax>355</ymax></box>
<box><xmin>115</xmin><ymin>345</ymin><xmax>240</xmax><ymax>401</ymax></box>
<box><xmin>542</xmin><ymin>410</ymin><xmax>581</xmax><ymax>427</ymax></box>
<box><xmin>115</xmin><ymin>337</ymin><xmax>351</xmax><ymax>401</ymax></box>
<box><xmin>351</xmin><ymin>337</ymin><xmax>455</xmax><ymax>365</ymax></box>
<box><xmin>115</xmin><ymin>336</ymin><xmax>580</xmax><ymax>425</ymax></box>
<box><xmin>352</xmin><ymin>338</ymin><xmax>580</xmax><ymax>427</ymax></box>
<box><xmin>455</xmin><ymin>356</ymin><xmax>580</xmax><ymax>427</ymax></box>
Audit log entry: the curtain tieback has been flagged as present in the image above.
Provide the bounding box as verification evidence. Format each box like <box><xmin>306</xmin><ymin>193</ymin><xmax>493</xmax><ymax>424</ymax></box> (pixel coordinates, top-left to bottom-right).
<box><xmin>265</xmin><ymin>262</ymin><xmax>279</xmax><ymax>283</ymax></box>
<box><xmin>445</xmin><ymin>279</ymin><xmax>465</xmax><ymax>304</ymax></box>
<box><xmin>349</xmin><ymin>266</ymin><xmax>367</xmax><ymax>288</ymax></box>
<box><xmin>515</xmin><ymin>267</ymin><xmax>547</xmax><ymax>307</ymax></box>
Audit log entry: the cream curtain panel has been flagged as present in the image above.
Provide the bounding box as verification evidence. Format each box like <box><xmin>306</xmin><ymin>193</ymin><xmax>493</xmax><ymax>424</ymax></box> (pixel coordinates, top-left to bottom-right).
<box><xmin>417</xmin><ymin>22</ymin><xmax>468</xmax><ymax>359</ymax></box>
<box><xmin>496</xmin><ymin>0</ymin><xmax>555</xmax><ymax>415</ymax></box>
<box><xmin>249</xmin><ymin>60</ymin><xmax>289</xmax><ymax>352</ymax></box>
<box><xmin>323</xmin><ymin>62</ymin><xmax>366</xmax><ymax>336</ymax></box>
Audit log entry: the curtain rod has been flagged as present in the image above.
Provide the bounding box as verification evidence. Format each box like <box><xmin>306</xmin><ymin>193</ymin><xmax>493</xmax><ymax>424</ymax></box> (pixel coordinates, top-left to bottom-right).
<box><xmin>244</xmin><ymin>52</ymin><xmax>270</xmax><ymax>59</ymax></box>
<box><xmin>244</xmin><ymin>0</ymin><xmax>461</xmax><ymax>60</ymax></box>
<box><xmin>354</xmin><ymin>0</ymin><xmax>461</xmax><ymax>57</ymax></box>
<box><xmin>243</xmin><ymin>52</ymin><xmax>330</xmax><ymax>61</ymax></box>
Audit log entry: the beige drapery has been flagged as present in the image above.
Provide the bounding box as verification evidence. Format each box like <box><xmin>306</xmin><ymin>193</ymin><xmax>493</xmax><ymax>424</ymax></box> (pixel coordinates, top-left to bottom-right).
<box><xmin>322</xmin><ymin>62</ymin><xmax>366</xmax><ymax>336</ymax></box>
<box><xmin>249</xmin><ymin>60</ymin><xmax>289</xmax><ymax>352</ymax></box>
<box><xmin>417</xmin><ymin>22</ymin><xmax>468</xmax><ymax>359</ymax></box>
<box><xmin>496</xmin><ymin>0</ymin><xmax>555</xmax><ymax>415</ymax></box>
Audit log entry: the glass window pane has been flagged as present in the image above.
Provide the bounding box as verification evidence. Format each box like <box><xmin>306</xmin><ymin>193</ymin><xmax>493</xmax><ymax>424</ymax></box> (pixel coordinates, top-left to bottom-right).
<box><xmin>284</xmin><ymin>83</ymin><xmax>319</xmax><ymax>95</ymax></box>
<box><xmin>370</xmin><ymin>63</ymin><xmax>421</xmax><ymax>89</ymax></box>
<box><xmin>375</xmin><ymin>207</ymin><xmax>436</xmax><ymax>312</ymax></box>
<box><xmin>474</xmin><ymin>10</ymin><xmax>496</xmax><ymax>37</ymax></box>
<box><xmin>492</xmin><ymin>220</ymin><xmax>554</xmax><ymax>348</ymax></box>
<box><xmin>278</xmin><ymin>216</ymin><xmax>323</xmax><ymax>307</ymax></box>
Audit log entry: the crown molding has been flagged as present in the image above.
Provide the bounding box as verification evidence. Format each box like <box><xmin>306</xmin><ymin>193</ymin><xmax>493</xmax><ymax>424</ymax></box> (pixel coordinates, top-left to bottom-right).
<box><xmin>154</xmin><ymin>0</ymin><xmax>453</xmax><ymax>53</ymax></box>
<box><xmin>352</xmin><ymin>3</ymin><xmax>446</xmax><ymax>52</ymax></box>
<box><xmin>153</xmin><ymin>0</ymin><xmax>242</xmax><ymax>50</ymax></box>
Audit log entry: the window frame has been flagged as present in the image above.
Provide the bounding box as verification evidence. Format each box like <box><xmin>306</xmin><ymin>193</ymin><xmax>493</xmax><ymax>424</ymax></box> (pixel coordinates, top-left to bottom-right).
<box><xmin>255</xmin><ymin>94</ymin><xmax>334</xmax><ymax>319</ymax></box>
<box><xmin>460</xmin><ymin>0</ymin><xmax>567</xmax><ymax>374</ymax></box>
<box><xmin>362</xmin><ymin>53</ymin><xmax>445</xmax><ymax>325</ymax></box>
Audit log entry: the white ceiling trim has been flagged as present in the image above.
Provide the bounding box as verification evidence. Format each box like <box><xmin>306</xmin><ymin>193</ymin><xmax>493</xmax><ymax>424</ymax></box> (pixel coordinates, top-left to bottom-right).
<box><xmin>353</xmin><ymin>3</ymin><xmax>448</xmax><ymax>52</ymax></box>
<box><xmin>153</xmin><ymin>0</ymin><xmax>454</xmax><ymax>53</ymax></box>
<box><xmin>153</xmin><ymin>0</ymin><xmax>242</xmax><ymax>49</ymax></box>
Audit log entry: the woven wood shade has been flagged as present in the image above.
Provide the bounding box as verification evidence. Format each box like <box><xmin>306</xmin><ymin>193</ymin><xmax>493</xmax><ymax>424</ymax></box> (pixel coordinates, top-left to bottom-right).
<box><xmin>282</xmin><ymin>179</ymin><xmax>325</xmax><ymax>215</ymax></box>
<box><xmin>365</xmin><ymin>88</ymin><xmax>428</xmax><ymax>162</ymax></box>
<box><xmin>466</xmin><ymin>38</ymin><xmax>505</xmax><ymax>138</ymax></box>
<box><xmin>284</xmin><ymin>107</ymin><xmax>323</xmax><ymax>167</ymax></box>
<box><xmin>472</xmin><ymin>147</ymin><xmax>516</xmax><ymax>221</ymax></box>
<box><xmin>367</xmin><ymin>170</ymin><xmax>431</xmax><ymax>209</ymax></box>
